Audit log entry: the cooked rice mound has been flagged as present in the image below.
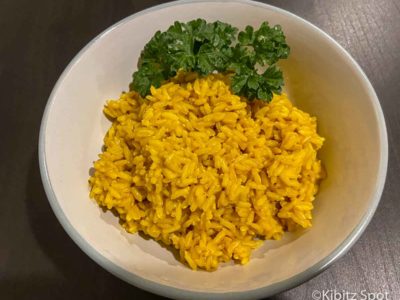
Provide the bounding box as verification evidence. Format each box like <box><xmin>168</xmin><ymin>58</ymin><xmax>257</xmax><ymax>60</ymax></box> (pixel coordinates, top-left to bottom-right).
<box><xmin>89</xmin><ymin>74</ymin><xmax>324</xmax><ymax>271</ymax></box>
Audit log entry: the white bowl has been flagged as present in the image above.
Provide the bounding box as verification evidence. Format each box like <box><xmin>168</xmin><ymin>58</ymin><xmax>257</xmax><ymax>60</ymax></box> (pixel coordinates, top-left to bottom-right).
<box><xmin>39</xmin><ymin>1</ymin><xmax>388</xmax><ymax>299</ymax></box>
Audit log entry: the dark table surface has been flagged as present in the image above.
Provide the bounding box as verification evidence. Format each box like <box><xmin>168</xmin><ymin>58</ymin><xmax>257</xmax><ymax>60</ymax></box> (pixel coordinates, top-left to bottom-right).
<box><xmin>1</xmin><ymin>0</ymin><xmax>399</xmax><ymax>299</ymax></box>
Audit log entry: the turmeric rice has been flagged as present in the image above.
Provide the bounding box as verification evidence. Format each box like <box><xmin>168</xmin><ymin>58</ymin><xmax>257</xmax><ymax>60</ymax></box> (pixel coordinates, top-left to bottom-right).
<box><xmin>89</xmin><ymin>74</ymin><xmax>324</xmax><ymax>271</ymax></box>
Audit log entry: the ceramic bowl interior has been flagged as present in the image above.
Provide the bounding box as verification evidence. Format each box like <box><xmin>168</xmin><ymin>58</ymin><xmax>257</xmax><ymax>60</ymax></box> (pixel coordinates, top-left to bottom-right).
<box><xmin>39</xmin><ymin>1</ymin><xmax>387</xmax><ymax>299</ymax></box>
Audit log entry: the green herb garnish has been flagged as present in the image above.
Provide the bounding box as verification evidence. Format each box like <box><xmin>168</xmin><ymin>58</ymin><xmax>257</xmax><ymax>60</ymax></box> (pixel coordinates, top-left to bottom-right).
<box><xmin>130</xmin><ymin>19</ymin><xmax>290</xmax><ymax>101</ymax></box>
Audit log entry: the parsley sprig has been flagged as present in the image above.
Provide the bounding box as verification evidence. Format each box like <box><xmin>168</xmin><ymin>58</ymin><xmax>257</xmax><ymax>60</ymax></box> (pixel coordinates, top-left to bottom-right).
<box><xmin>130</xmin><ymin>19</ymin><xmax>290</xmax><ymax>101</ymax></box>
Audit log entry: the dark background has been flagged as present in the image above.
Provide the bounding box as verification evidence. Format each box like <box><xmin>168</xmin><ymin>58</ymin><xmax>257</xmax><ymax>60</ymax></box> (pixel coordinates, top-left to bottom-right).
<box><xmin>1</xmin><ymin>0</ymin><xmax>399</xmax><ymax>299</ymax></box>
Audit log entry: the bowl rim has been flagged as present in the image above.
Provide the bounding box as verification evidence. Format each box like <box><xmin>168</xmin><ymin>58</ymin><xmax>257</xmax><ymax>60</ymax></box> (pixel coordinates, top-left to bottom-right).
<box><xmin>38</xmin><ymin>0</ymin><xmax>388</xmax><ymax>299</ymax></box>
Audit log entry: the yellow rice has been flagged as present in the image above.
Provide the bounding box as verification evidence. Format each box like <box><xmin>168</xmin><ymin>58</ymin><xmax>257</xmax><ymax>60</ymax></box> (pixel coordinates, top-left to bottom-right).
<box><xmin>89</xmin><ymin>74</ymin><xmax>324</xmax><ymax>271</ymax></box>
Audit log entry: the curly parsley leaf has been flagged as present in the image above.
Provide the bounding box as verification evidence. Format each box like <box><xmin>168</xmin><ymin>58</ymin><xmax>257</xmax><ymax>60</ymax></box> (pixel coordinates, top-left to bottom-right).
<box><xmin>130</xmin><ymin>19</ymin><xmax>290</xmax><ymax>101</ymax></box>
